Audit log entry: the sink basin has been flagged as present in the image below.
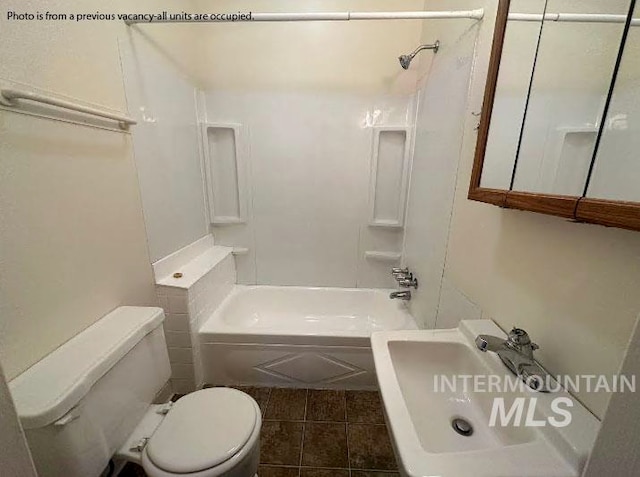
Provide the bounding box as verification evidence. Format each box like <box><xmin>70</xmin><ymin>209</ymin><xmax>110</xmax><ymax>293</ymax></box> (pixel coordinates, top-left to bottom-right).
<box><xmin>371</xmin><ymin>320</ymin><xmax>600</xmax><ymax>477</ymax></box>
<box><xmin>389</xmin><ymin>340</ymin><xmax>536</xmax><ymax>455</ymax></box>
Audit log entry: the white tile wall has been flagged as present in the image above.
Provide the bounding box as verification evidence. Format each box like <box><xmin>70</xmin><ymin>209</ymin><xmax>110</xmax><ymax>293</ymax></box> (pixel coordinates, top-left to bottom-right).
<box><xmin>163</xmin><ymin>314</ymin><xmax>190</xmax><ymax>332</ymax></box>
<box><xmin>156</xmin><ymin>252</ymin><xmax>236</xmax><ymax>392</ymax></box>
<box><xmin>168</xmin><ymin>295</ymin><xmax>189</xmax><ymax>314</ymax></box>
<box><xmin>167</xmin><ymin>348</ymin><xmax>193</xmax><ymax>364</ymax></box>
<box><xmin>164</xmin><ymin>331</ymin><xmax>192</xmax><ymax>348</ymax></box>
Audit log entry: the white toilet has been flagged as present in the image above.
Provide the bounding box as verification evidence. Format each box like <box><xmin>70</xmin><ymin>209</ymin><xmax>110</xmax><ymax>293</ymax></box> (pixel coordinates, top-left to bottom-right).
<box><xmin>8</xmin><ymin>306</ymin><xmax>261</xmax><ymax>477</ymax></box>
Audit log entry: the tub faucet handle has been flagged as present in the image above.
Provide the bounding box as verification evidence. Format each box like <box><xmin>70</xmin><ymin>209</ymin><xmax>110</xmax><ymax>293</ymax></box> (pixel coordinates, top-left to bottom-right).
<box><xmin>398</xmin><ymin>276</ymin><xmax>419</xmax><ymax>289</ymax></box>
<box><xmin>391</xmin><ymin>267</ymin><xmax>409</xmax><ymax>275</ymax></box>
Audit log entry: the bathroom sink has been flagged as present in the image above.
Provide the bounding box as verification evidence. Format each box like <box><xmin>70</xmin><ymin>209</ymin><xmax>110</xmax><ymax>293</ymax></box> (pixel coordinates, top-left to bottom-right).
<box><xmin>371</xmin><ymin>320</ymin><xmax>600</xmax><ymax>477</ymax></box>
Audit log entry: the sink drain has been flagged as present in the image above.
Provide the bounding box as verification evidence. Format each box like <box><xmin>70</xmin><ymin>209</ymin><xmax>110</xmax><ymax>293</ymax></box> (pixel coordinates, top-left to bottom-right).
<box><xmin>451</xmin><ymin>418</ymin><xmax>473</xmax><ymax>436</ymax></box>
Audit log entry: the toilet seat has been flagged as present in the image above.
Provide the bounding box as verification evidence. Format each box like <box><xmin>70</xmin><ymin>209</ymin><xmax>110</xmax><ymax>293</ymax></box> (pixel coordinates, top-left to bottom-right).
<box><xmin>141</xmin><ymin>388</ymin><xmax>261</xmax><ymax>477</ymax></box>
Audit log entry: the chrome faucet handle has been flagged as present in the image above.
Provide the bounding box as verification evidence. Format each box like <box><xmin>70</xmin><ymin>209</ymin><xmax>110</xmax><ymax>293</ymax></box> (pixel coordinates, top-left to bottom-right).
<box><xmin>393</xmin><ymin>272</ymin><xmax>412</xmax><ymax>283</ymax></box>
<box><xmin>507</xmin><ymin>328</ymin><xmax>540</xmax><ymax>359</ymax></box>
<box><xmin>398</xmin><ymin>276</ymin><xmax>419</xmax><ymax>289</ymax></box>
<box><xmin>508</xmin><ymin>328</ymin><xmax>532</xmax><ymax>346</ymax></box>
<box><xmin>391</xmin><ymin>267</ymin><xmax>409</xmax><ymax>275</ymax></box>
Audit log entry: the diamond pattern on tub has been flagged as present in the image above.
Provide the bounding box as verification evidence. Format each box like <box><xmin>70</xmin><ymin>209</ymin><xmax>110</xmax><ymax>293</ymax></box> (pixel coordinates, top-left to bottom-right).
<box><xmin>257</xmin><ymin>353</ymin><xmax>367</xmax><ymax>384</ymax></box>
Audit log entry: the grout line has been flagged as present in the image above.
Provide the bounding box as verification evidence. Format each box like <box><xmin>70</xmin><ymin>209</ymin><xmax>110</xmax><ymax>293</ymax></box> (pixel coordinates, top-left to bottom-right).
<box><xmin>303</xmin><ymin>388</ymin><xmax>309</xmax><ymax>421</ymax></box>
<box><xmin>298</xmin><ymin>465</ymin><xmax>351</xmax><ymax>471</ymax></box>
<box><xmin>263</xmin><ymin>419</ymin><xmax>307</xmax><ymax>423</ymax></box>
<box><xmin>355</xmin><ymin>469</ymin><xmax>399</xmax><ymax>473</ymax></box>
<box><xmin>298</xmin><ymin>389</ymin><xmax>309</xmax><ymax>476</ymax></box>
<box><xmin>259</xmin><ymin>464</ymin><xmax>300</xmax><ymax>469</ymax></box>
<box><xmin>344</xmin><ymin>391</ymin><xmax>351</xmax><ymax>477</ymax></box>
<box><xmin>262</xmin><ymin>387</ymin><xmax>272</xmax><ymax>418</ymax></box>
<box><xmin>263</xmin><ymin>418</ymin><xmax>347</xmax><ymax>423</ymax></box>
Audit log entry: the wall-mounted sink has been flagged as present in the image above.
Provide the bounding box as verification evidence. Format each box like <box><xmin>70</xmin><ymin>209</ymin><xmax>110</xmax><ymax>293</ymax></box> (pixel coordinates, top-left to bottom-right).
<box><xmin>371</xmin><ymin>320</ymin><xmax>600</xmax><ymax>477</ymax></box>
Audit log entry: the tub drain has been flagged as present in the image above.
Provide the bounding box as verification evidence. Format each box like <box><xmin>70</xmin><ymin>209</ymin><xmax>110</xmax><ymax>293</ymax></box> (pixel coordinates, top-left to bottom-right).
<box><xmin>451</xmin><ymin>418</ymin><xmax>473</xmax><ymax>436</ymax></box>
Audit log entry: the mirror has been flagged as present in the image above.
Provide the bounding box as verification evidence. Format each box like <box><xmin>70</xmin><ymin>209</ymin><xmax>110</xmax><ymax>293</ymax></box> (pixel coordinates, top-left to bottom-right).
<box><xmin>511</xmin><ymin>0</ymin><xmax>631</xmax><ymax>196</ymax></box>
<box><xmin>471</xmin><ymin>0</ymin><xmax>640</xmax><ymax>230</ymax></box>
<box><xmin>479</xmin><ymin>0</ymin><xmax>546</xmax><ymax>190</ymax></box>
<box><xmin>586</xmin><ymin>1</ymin><xmax>640</xmax><ymax>203</ymax></box>
<box><xmin>477</xmin><ymin>0</ymin><xmax>632</xmax><ymax>198</ymax></box>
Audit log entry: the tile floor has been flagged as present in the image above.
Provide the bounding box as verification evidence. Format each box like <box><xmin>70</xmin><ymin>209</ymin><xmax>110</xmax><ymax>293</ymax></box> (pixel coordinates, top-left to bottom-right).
<box><xmin>121</xmin><ymin>387</ymin><xmax>399</xmax><ymax>477</ymax></box>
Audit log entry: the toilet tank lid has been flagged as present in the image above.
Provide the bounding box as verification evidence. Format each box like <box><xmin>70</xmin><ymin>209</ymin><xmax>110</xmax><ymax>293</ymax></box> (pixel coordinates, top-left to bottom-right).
<box><xmin>9</xmin><ymin>306</ymin><xmax>165</xmax><ymax>429</ymax></box>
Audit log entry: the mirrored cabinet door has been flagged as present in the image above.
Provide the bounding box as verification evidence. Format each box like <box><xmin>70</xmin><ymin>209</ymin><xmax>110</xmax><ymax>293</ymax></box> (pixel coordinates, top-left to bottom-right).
<box><xmin>479</xmin><ymin>0</ymin><xmax>546</xmax><ymax>190</ymax></box>
<box><xmin>470</xmin><ymin>0</ymin><xmax>640</xmax><ymax>231</ymax></box>
<box><xmin>586</xmin><ymin>2</ymin><xmax>640</xmax><ymax>203</ymax></box>
<box><xmin>511</xmin><ymin>0</ymin><xmax>631</xmax><ymax>196</ymax></box>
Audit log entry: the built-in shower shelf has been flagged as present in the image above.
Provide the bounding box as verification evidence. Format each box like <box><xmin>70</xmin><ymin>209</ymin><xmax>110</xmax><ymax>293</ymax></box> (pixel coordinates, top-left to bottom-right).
<box><xmin>548</xmin><ymin>125</ymin><xmax>598</xmax><ymax>195</ymax></box>
<box><xmin>364</xmin><ymin>251</ymin><xmax>402</xmax><ymax>262</ymax></box>
<box><xmin>211</xmin><ymin>216</ymin><xmax>246</xmax><ymax>225</ymax></box>
<box><xmin>368</xmin><ymin>220</ymin><xmax>404</xmax><ymax>229</ymax></box>
<box><xmin>368</xmin><ymin>126</ymin><xmax>412</xmax><ymax>228</ymax></box>
<box><xmin>201</xmin><ymin>122</ymin><xmax>247</xmax><ymax>225</ymax></box>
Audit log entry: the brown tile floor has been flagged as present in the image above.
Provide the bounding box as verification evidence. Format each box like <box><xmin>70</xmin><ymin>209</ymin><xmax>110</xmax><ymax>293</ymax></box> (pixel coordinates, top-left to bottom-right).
<box><xmin>257</xmin><ymin>388</ymin><xmax>399</xmax><ymax>477</ymax></box>
<box><xmin>120</xmin><ymin>387</ymin><xmax>399</xmax><ymax>477</ymax></box>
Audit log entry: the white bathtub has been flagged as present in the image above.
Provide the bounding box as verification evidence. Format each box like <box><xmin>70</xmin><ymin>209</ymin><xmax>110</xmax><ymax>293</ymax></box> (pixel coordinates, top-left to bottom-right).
<box><xmin>198</xmin><ymin>285</ymin><xmax>417</xmax><ymax>389</ymax></box>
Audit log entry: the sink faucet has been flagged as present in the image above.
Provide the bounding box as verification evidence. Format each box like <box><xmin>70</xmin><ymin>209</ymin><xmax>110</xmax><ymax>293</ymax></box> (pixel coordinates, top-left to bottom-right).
<box><xmin>390</xmin><ymin>290</ymin><xmax>411</xmax><ymax>301</ymax></box>
<box><xmin>475</xmin><ymin>328</ymin><xmax>550</xmax><ymax>392</ymax></box>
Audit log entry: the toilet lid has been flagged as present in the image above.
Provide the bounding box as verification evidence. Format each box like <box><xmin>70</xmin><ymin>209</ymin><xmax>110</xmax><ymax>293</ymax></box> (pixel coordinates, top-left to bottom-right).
<box><xmin>146</xmin><ymin>388</ymin><xmax>258</xmax><ymax>474</ymax></box>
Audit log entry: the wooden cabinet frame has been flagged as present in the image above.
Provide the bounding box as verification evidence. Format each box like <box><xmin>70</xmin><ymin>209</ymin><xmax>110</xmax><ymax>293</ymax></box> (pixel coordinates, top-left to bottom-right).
<box><xmin>468</xmin><ymin>0</ymin><xmax>640</xmax><ymax>232</ymax></box>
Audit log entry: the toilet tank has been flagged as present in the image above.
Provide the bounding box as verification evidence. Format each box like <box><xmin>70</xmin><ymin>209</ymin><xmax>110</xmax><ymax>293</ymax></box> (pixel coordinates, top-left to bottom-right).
<box><xmin>9</xmin><ymin>306</ymin><xmax>171</xmax><ymax>477</ymax></box>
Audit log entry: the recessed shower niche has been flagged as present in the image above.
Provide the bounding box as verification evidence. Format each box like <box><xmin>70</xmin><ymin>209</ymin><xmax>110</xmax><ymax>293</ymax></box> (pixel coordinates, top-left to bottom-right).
<box><xmin>201</xmin><ymin>123</ymin><xmax>247</xmax><ymax>225</ymax></box>
<box><xmin>368</xmin><ymin>126</ymin><xmax>412</xmax><ymax>228</ymax></box>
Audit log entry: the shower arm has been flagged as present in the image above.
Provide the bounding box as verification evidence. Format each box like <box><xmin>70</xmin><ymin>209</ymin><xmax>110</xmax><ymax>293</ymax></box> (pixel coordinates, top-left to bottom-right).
<box><xmin>408</xmin><ymin>41</ymin><xmax>440</xmax><ymax>59</ymax></box>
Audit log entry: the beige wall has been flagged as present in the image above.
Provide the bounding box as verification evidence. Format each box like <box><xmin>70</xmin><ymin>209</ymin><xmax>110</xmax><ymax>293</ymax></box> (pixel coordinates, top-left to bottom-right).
<box><xmin>187</xmin><ymin>0</ymin><xmax>425</xmax><ymax>93</ymax></box>
<box><xmin>0</xmin><ymin>0</ymin><xmax>175</xmax><ymax>379</ymax></box>
<box><xmin>584</xmin><ymin>314</ymin><xmax>640</xmax><ymax>476</ymax></box>
<box><xmin>442</xmin><ymin>0</ymin><xmax>640</xmax><ymax>419</ymax></box>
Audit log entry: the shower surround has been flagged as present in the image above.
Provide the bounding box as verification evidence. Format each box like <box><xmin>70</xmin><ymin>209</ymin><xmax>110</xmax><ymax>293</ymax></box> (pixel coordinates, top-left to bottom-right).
<box><xmin>200</xmin><ymin>89</ymin><xmax>418</xmax><ymax>289</ymax></box>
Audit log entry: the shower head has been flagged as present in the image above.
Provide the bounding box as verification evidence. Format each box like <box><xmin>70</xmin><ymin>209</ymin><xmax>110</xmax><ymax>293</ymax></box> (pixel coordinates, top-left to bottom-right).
<box><xmin>398</xmin><ymin>40</ymin><xmax>440</xmax><ymax>70</ymax></box>
<box><xmin>399</xmin><ymin>55</ymin><xmax>413</xmax><ymax>70</ymax></box>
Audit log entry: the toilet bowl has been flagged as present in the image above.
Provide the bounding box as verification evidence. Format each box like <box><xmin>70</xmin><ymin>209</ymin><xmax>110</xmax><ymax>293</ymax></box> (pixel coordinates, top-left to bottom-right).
<box><xmin>136</xmin><ymin>388</ymin><xmax>261</xmax><ymax>477</ymax></box>
<box><xmin>8</xmin><ymin>306</ymin><xmax>261</xmax><ymax>477</ymax></box>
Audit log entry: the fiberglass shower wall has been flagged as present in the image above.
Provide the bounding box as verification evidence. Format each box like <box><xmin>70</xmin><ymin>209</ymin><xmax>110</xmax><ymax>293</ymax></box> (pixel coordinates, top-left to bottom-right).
<box><xmin>403</xmin><ymin>0</ymin><xmax>485</xmax><ymax>329</ymax></box>
<box><xmin>119</xmin><ymin>24</ymin><xmax>209</xmax><ymax>264</ymax></box>
<box><xmin>195</xmin><ymin>0</ymin><xmax>427</xmax><ymax>288</ymax></box>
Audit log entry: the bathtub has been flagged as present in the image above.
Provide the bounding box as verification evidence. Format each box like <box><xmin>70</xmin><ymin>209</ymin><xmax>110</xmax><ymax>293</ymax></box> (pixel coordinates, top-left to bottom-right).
<box><xmin>198</xmin><ymin>285</ymin><xmax>417</xmax><ymax>390</ymax></box>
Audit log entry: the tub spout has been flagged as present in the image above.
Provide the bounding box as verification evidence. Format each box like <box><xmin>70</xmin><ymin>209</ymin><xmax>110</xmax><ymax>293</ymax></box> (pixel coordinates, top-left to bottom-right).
<box><xmin>390</xmin><ymin>290</ymin><xmax>411</xmax><ymax>301</ymax></box>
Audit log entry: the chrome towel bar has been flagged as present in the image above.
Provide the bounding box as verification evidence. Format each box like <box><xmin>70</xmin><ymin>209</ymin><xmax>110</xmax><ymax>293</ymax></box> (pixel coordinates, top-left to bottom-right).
<box><xmin>0</xmin><ymin>88</ymin><xmax>137</xmax><ymax>130</ymax></box>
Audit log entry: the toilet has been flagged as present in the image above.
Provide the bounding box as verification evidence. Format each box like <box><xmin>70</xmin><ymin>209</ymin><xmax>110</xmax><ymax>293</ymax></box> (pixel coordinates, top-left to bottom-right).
<box><xmin>8</xmin><ymin>306</ymin><xmax>261</xmax><ymax>477</ymax></box>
